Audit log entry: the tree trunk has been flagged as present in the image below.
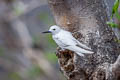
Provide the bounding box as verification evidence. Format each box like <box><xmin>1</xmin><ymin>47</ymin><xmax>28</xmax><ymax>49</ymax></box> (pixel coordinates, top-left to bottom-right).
<box><xmin>48</xmin><ymin>0</ymin><xmax>120</xmax><ymax>80</ymax></box>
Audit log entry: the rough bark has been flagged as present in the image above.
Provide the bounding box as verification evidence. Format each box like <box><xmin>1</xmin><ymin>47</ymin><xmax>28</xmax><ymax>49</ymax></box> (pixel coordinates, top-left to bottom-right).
<box><xmin>48</xmin><ymin>0</ymin><xmax>120</xmax><ymax>80</ymax></box>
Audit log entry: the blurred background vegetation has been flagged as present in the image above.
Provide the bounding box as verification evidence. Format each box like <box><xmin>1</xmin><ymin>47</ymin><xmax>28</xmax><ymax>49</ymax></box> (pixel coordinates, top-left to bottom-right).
<box><xmin>0</xmin><ymin>0</ymin><xmax>66</xmax><ymax>80</ymax></box>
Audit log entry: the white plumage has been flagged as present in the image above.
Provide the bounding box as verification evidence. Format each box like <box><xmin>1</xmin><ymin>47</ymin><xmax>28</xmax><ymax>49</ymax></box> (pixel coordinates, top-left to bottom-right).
<box><xmin>43</xmin><ymin>25</ymin><xmax>94</xmax><ymax>56</ymax></box>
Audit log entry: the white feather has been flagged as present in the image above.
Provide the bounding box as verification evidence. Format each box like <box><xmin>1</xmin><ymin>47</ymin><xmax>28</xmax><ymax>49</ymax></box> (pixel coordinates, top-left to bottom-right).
<box><xmin>48</xmin><ymin>25</ymin><xmax>94</xmax><ymax>56</ymax></box>
<box><xmin>76</xmin><ymin>52</ymin><xmax>85</xmax><ymax>57</ymax></box>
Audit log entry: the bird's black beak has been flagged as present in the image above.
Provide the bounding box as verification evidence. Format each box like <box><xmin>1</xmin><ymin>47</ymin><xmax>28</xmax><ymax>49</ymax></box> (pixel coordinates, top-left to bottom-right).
<box><xmin>42</xmin><ymin>31</ymin><xmax>51</xmax><ymax>33</ymax></box>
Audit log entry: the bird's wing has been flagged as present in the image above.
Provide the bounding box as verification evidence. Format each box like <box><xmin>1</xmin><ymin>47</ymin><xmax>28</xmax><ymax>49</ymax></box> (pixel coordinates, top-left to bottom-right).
<box><xmin>64</xmin><ymin>32</ymin><xmax>91</xmax><ymax>50</ymax></box>
<box><xmin>62</xmin><ymin>31</ymin><xmax>92</xmax><ymax>50</ymax></box>
<box><xmin>57</xmin><ymin>31</ymin><xmax>78</xmax><ymax>46</ymax></box>
<box><xmin>57</xmin><ymin>30</ymin><xmax>92</xmax><ymax>50</ymax></box>
<box><xmin>74</xmin><ymin>39</ymin><xmax>92</xmax><ymax>50</ymax></box>
<box><xmin>76</xmin><ymin>52</ymin><xmax>85</xmax><ymax>57</ymax></box>
<box><xmin>67</xmin><ymin>45</ymin><xmax>94</xmax><ymax>54</ymax></box>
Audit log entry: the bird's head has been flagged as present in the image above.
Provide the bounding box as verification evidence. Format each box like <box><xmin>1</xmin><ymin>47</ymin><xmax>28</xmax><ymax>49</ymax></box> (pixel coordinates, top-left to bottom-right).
<box><xmin>42</xmin><ymin>25</ymin><xmax>61</xmax><ymax>35</ymax></box>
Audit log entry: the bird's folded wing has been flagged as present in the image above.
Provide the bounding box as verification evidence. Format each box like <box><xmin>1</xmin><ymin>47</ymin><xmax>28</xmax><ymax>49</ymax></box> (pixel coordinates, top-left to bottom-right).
<box><xmin>67</xmin><ymin>45</ymin><xmax>93</xmax><ymax>54</ymax></box>
<box><xmin>57</xmin><ymin>31</ymin><xmax>92</xmax><ymax>50</ymax></box>
<box><xmin>56</xmin><ymin>37</ymin><xmax>75</xmax><ymax>47</ymax></box>
<box><xmin>56</xmin><ymin>38</ymin><xmax>70</xmax><ymax>47</ymax></box>
<box><xmin>67</xmin><ymin>34</ymin><xmax>92</xmax><ymax>50</ymax></box>
<box><xmin>75</xmin><ymin>40</ymin><xmax>92</xmax><ymax>50</ymax></box>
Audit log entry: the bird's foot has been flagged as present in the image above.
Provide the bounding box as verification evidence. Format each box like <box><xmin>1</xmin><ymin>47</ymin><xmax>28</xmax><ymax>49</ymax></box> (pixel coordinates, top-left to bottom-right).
<box><xmin>60</xmin><ymin>48</ymin><xmax>65</xmax><ymax>51</ymax></box>
<box><xmin>57</xmin><ymin>47</ymin><xmax>65</xmax><ymax>51</ymax></box>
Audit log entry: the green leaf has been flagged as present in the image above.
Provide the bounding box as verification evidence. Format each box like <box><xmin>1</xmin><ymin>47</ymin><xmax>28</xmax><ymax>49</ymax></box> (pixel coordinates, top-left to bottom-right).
<box><xmin>106</xmin><ymin>21</ymin><xmax>118</xmax><ymax>28</ymax></box>
<box><xmin>114</xmin><ymin>38</ymin><xmax>120</xmax><ymax>43</ymax></box>
<box><xmin>115</xmin><ymin>11</ymin><xmax>120</xmax><ymax>20</ymax></box>
<box><xmin>118</xmin><ymin>39</ymin><xmax>120</xmax><ymax>43</ymax></box>
<box><xmin>112</xmin><ymin>0</ymin><xmax>119</xmax><ymax>17</ymax></box>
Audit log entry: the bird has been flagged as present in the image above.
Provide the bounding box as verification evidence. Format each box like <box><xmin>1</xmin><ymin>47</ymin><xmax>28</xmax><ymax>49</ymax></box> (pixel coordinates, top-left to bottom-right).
<box><xmin>42</xmin><ymin>25</ymin><xmax>94</xmax><ymax>56</ymax></box>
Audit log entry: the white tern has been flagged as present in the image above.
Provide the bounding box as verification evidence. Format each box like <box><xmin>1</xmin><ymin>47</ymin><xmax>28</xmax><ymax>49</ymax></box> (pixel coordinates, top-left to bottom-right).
<box><xmin>42</xmin><ymin>25</ymin><xmax>94</xmax><ymax>56</ymax></box>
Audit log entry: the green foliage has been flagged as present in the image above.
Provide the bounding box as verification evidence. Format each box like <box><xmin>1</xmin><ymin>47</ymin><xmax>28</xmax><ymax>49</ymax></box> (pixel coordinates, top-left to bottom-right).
<box><xmin>39</xmin><ymin>12</ymin><xmax>54</xmax><ymax>25</ymax></box>
<box><xmin>9</xmin><ymin>72</ymin><xmax>21</xmax><ymax>80</ymax></box>
<box><xmin>32</xmin><ymin>34</ymin><xmax>56</xmax><ymax>50</ymax></box>
<box><xmin>107</xmin><ymin>0</ymin><xmax>120</xmax><ymax>28</ymax></box>
<box><xmin>46</xmin><ymin>34</ymin><xmax>57</xmax><ymax>47</ymax></box>
<box><xmin>0</xmin><ymin>47</ymin><xmax>4</xmax><ymax>56</ymax></box>
<box><xmin>27</xmin><ymin>65</ymin><xmax>44</xmax><ymax>78</ymax></box>
<box><xmin>106</xmin><ymin>21</ymin><xmax>118</xmax><ymax>28</ymax></box>
<box><xmin>115</xmin><ymin>11</ymin><xmax>120</xmax><ymax>20</ymax></box>
<box><xmin>45</xmin><ymin>52</ymin><xmax>57</xmax><ymax>64</ymax></box>
<box><xmin>14</xmin><ymin>7</ymin><xmax>23</xmax><ymax>16</ymax></box>
<box><xmin>117</xmin><ymin>39</ymin><xmax>120</xmax><ymax>43</ymax></box>
<box><xmin>32</xmin><ymin>35</ymin><xmax>41</xmax><ymax>45</ymax></box>
<box><xmin>112</xmin><ymin>0</ymin><xmax>119</xmax><ymax>18</ymax></box>
<box><xmin>13</xmin><ymin>2</ymin><xmax>25</xmax><ymax>16</ymax></box>
<box><xmin>114</xmin><ymin>38</ymin><xmax>120</xmax><ymax>43</ymax></box>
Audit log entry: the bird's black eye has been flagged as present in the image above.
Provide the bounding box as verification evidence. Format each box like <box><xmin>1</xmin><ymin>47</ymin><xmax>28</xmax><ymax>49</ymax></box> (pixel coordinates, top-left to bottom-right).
<box><xmin>53</xmin><ymin>29</ymin><xmax>56</xmax><ymax>30</ymax></box>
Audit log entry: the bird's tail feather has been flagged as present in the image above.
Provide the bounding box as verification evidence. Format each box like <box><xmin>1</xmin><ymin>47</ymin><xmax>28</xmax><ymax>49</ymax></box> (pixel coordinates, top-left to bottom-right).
<box><xmin>76</xmin><ymin>52</ymin><xmax>84</xmax><ymax>57</ymax></box>
<box><xmin>76</xmin><ymin>41</ymin><xmax>92</xmax><ymax>50</ymax></box>
<box><xmin>68</xmin><ymin>46</ymin><xmax>94</xmax><ymax>54</ymax></box>
<box><xmin>84</xmin><ymin>50</ymin><xmax>94</xmax><ymax>54</ymax></box>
